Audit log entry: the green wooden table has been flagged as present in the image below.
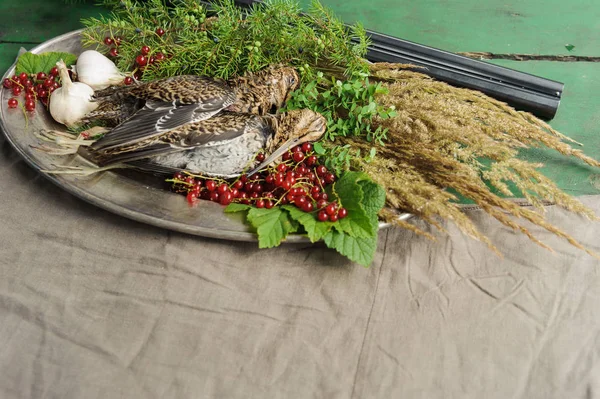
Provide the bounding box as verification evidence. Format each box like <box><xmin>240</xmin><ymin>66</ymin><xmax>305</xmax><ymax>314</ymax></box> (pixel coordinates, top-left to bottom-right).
<box><xmin>2</xmin><ymin>0</ymin><xmax>599</xmax><ymax>195</ymax></box>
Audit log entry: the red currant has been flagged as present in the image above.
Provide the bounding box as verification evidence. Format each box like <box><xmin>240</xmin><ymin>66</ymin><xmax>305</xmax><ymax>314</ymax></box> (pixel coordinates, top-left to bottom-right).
<box><xmin>109</xmin><ymin>48</ymin><xmax>119</xmax><ymax>57</ymax></box>
<box><xmin>149</xmin><ymin>56</ymin><xmax>156</xmax><ymax>65</ymax></box>
<box><xmin>329</xmin><ymin>213</ymin><xmax>339</xmax><ymax>222</ymax></box>
<box><xmin>316</xmin><ymin>165</ymin><xmax>328</xmax><ymax>177</ymax></box>
<box><xmin>18</xmin><ymin>72</ymin><xmax>28</xmax><ymax>82</ymax></box>
<box><xmin>3</xmin><ymin>78</ymin><xmax>13</xmax><ymax>89</ymax></box>
<box><xmin>155</xmin><ymin>52</ymin><xmax>166</xmax><ymax>62</ymax></box>
<box><xmin>255</xmin><ymin>199</ymin><xmax>265</xmax><ymax>208</ymax></box>
<box><xmin>136</xmin><ymin>55</ymin><xmax>148</xmax><ymax>66</ymax></box>
<box><xmin>23</xmin><ymin>79</ymin><xmax>33</xmax><ymax>88</ymax></box>
<box><xmin>24</xmin><ymin>93</ymin><xmax>34</xmax><ymax>101</ymax></box>
<box><xmin>24</xmin><ymin>99</ymin><xmax>35</xmax><ymax>111</ymax></box>
<box><xmin>253</xmin><ymin>183</ymin><xmax>263</xmax><ymax>193</ymax></box>
<box><xmin>36</xmin><ymin>72</ymin><xmax>47</xmax><ymax>81</ymax></box>
<box><xmin>291</xmin><ymin>145</ymin><xmax>302</xmax><ymax>153</ymax></box>
<box><xmin>292</xmin><ymin>152</ymin><xmax>305</xmax><ymax>163</ymax></box>
<box><xmin>49</xmin><ymin>66</ymin><xmax>59</xmax><ymax>76</ymax></box>
<box><xmin>265</xmin><ymin>174</ymin><xmax>275</xmax><ymax>184</ymax></box>
<box><xmin>187</xmin><ymin>191</ymin><xmax>198</xmax><ymax>204</ymax></box>
<box><xmin>124</xmin><ymin>76</ymin><xmax>134</xmax><ymax>85</ymax></box>
<box><xmin>318</xmin><ymin>210</ymin><xmax>329</xmax><ymax>222</ymax></box>
<box><xmin>114</xmin><ymin>36</ymin><xmax>123</xmax><ymax>46</ymax></box>
<box><xmin>11</xmin><ymin>86</ymin><xmax>21</xmax><ymax>96</ymax></box>
<box><xmin>233</xmin><ymin>180</ymin><xmax>244</xmax><ymax>190</ymax></box>
<box><xmin>210</xmin><ymin>191</ymin><xmax>220</xmax><ymax>202</ymax></box>
<box><xmin>219</xmin><ymin>191</ymin><xmax>233</xmax><ymax>205</ymax></box>
<box><xmin>310</xmin><ymin>186</ymin><xmax>321</xmax><ymax>197</ymax></box>
<box><xmin>325</xmin><ymin>202</ymin><xmax>338</xmax><ymax>216</ymax></box>
<box><xmin>265</xmin><ymin>200</ymin><xmax>274</xmax><ymax>209</ymax></box>
<box><xmin>337</xmin><ymin>208</ymin><xmax>348</xmax><ymax>219</ymax></box>
<box><xmin>324</xmin><ymin>173</ymin><xmax>336</xmax><ymax>184</ymax></box>
<box><xmin>276</xmin><ymin>163</ymin><xmax>287</xmax><ymax>173</ymax></box>
<box><xmin>205</xmin><ymin>180</ymin><xmax>217</xmax><ymax>191</ymax></box>
<box><xmin>217</xmin><ymin>183</ymin><xmax>229</xmax><ymax>194</ymax></box>
<box><xmin>294</xmin><ymin>196</ymin><xmax>308</xmax><ymax>208</ymax></box>
<box><xmin>320</xmin><ymin>193</ymin><xmax>329</xmax><ymax>201</ymax></box>
<box><xmin>282</xmin><ymin>151</ymin><xmax>291</xmax><ymax>161</ymax></box>
<box><xmin>301</xmin><ymin>142</ymin><xmax>312</xmax><ymax>153</ymax></box>
<box><xmin>141</xmin><ymin>45</ymin><xmax>150</xmax><ymax>56</ymax></box>
<box><xmin>37</xmin><ymin>89</ymin><xmax>48</xmax><ymax>99</ymax></box>
<box><xmin>316</xmin><ymin>199</ymin><xmax>328</xmax><ymax>209</ymax></box>
<box><xmin>301</xmin><ymin>202</ymin><xmax>314</xmax><ymax>212</ymax></box>
<box><xmin>281</xmin><ymin>180</ymin><xmax>292</xmax><ymax>190</ymax></box>
<box><xmin>7</xmin><ymin>98</ymin><xmax>18</xmax><ymax>108</ymax></box>
<box><xmin>256</xmin><ymin>152</ymin><xmax>265</xmax><ymax>162</ymax></box>
<box><xmin>104</xmin><ymin>37</ymin><xmax>114</xmax><ymax>46</ymax></box>
<box><xmin>43</xmin><ymin>78</ymin><xmax>54</xmax><ymax>88</ymax></box>
<box><xmin>156</xmin><ymin>28</ymin><xmax>166</xmax><ymax>36</ymax></box>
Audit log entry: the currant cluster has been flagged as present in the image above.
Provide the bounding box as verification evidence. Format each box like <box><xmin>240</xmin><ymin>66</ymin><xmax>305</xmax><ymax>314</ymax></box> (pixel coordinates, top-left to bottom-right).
<box><xmin>170</xmin><ymin>142</ymin><xmax>348</xmax><ymax>223</ymax></box>
<box><xmin>3</xmin><ymin>67</ymin><xmax>61</xmax><ymax>112</ymax></box>
<box><xmin>103</xmin><ymin>27</ymin><xmax>167</xmax><ymax>84</ymax></box>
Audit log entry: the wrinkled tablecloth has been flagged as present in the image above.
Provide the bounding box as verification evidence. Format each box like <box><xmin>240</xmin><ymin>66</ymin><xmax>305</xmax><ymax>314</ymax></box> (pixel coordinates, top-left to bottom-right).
<box><xmin>1</xmin><ymin>134</ymin><xmax>600</xmax><ymax>399</ymax></box>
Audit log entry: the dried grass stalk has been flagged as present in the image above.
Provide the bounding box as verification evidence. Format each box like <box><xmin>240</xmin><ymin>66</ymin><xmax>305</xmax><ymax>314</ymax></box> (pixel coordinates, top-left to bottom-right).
<box><xmin>345</xmin><ymin>63</ymin><xmax>599</xmax><ymax>257</ymax></box>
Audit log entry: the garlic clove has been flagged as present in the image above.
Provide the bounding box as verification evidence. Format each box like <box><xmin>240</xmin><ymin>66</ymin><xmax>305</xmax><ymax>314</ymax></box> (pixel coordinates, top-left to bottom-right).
<box><xmin>76</xmin><ymin>50</ymin><xmax>125</xmax><ymax>90</ymax></box>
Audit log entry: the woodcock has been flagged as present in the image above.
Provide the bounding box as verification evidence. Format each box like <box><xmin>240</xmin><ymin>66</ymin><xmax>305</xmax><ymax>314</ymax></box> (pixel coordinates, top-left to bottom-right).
<box><xmin>41</xmin><ymin>66</ymin><xmax>327</xmax><ymax>178</ymax></box>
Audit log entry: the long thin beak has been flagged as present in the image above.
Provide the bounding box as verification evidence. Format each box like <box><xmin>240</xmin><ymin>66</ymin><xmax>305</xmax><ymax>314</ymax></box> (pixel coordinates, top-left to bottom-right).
<box><xmin>246</xmin><ymin>137</ymin><xmax>300</xmax><ymax>176</ymax></box>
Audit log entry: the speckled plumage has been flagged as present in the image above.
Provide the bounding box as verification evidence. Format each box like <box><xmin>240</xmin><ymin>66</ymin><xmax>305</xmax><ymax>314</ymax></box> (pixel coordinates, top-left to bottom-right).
<box><xmin>87</xmin><ymin>109</ymin><xmax>326</xmax><ymax>178</ymax></box>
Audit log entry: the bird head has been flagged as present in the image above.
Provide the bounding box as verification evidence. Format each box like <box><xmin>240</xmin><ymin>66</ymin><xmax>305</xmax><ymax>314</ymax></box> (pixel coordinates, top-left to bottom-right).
<box><xmin>236</xmin><ymin>65</ymin><xmax>300</xmax><ymax>114</ymax></box>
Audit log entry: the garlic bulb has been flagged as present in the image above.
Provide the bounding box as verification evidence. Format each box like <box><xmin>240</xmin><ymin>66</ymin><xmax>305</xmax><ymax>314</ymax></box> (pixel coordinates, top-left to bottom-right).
<box><xmin>49</xmin><ymin>60</ymin><xmax>98</xmax><ymax>128</ymax></box>
<box><xmin>76</xmin><ymin>50</ymin><xmax>125</xmax><ymax>90</ymax></box>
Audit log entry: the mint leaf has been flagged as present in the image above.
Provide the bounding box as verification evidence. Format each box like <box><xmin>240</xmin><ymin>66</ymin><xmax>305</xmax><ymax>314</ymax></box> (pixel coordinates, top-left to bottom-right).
<box><xmin>283</xmin><ymin>205</ymin><xmax>333</xmax><ymax>242</ymax></box>
<box><xmin>16</xmin><ymin>51</ymin><xmax>77</xmax><ymax>75</ymax></box>
<box><xmin>224</xmin><ymin>203</ymin><xmax>252</xmax><ymax>213</ymax></box>
<box><xmin>324</xmin><ymin>228</ymin><xmax>378</xmax><ymax>267</ymax></box>
<box><xmin>333</xmin><ymin>171</ymin><xmax>375</xmax><ymax>238</ymax></box>
<box><xmin>247</xmin><ymin>207</ymin><xmax>298</xmax><ymax>248</ymax></box>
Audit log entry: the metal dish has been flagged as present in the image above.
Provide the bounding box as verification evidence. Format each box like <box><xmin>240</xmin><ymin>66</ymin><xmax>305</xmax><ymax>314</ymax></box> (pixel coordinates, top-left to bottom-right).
<box><xmin>0</xmin><ymin>29</ymin><xmax>411</xmax><ymax>242</ymax></box>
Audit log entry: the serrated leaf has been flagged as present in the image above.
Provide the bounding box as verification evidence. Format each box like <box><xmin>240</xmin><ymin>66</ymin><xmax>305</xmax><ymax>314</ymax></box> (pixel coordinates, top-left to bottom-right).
<box><xmin>224</xmin><ymin>203</ymin><xmax>252</xmax><ymax>213</ymax></box>
<box><xmin>283</xmin><ymin>205</ymin><xmax>333</xmax><ymax>242</ymax></box>
<box><xmin>358</xmin><ymin>180</ymin><xmax>386</xmax><ymax>231</ymax></box>
<box><xmin>247</xmin><ymin>207</ymin><xmax>298</xmax><ymax>248</ymax></box>
<box><xmin>16</xmin><ymin>51</ymin><xmax>77</xmax><ymax>75</ymax></box>
<box><xmin>324</xmin><ymin>228</ymin><xmax>378</xmax><ymax>267</ymax></box>
<box><xmin>333</xmin><ymin>171</ymin><xmax>374</xmax><ymax>238</ymax></box>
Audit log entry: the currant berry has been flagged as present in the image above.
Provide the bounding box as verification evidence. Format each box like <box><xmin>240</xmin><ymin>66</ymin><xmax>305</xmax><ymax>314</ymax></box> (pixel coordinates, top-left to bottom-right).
<box><xmin>250</xmin><ymin>192</ymin><xmax>259</xmax><ymax>199</ymax></box>
<box><xmin>233</xmin><ymin>180</ymin><xmax>244</xmax><ymax>190</ymax></box>
<box><xmin>149</xmin><ymin>56</ymin><xmax>156</xmax><ymax>65</ymax></box>
<box><xmin>7</xmin><ymin>98</ymin><xmax>18</xmax><ymax>108</ymax></box>
<box><xmin>265</xmin><ymin>174</ymin><xmax>274</xmax><ymax>184</ymax></box>
<box><xmin>292</xmin><ymin>152</ymin><xmax>305</xmax><ymax>163</ymax></box>
<box><xmin>325</xmin><ymin>202</ymin><xmax>337</xmax><ymax>216</ymax></box>
<box><xmin>253</xmin><ymin>183</ymin><xmax>263</xmax><ymax>193</ymax></box>
<box><xmin>43</xmin><ymin>78</ymin><xmax>54</xmax><ymax>88</ymax></box>
<box><xmin>256</xmin><ymin>152</ymin><xmax>265</xmax><ymax>162</ymax></box>
<box><xmin>316</xmin><ymin>165</ymin><xmax>328</xmax><ymax>177</ymax></box>
<box><xmin>36</xmin><ymin>72</ymin><xmax>47</xmax><ymax>81</ymax></box>
<box><xmin>103</xmin><ymin>37</ymin><xmax>114</xmax><ymax>46</ymax></box>
<box><xmin>291</xmin><ymin>145</ymin><xmax>302</xmax><ymax>153</ymax></box>
<box><xmin>11</xmin><ymin>86</ymin><xmax>21</xmax><ymax>96</ymax></box>
<box><xmin>210</xmin><ymin>191</ymin><xmax>220</xmax><ymax>202</ymax></box>
<box><xmin>156</xmin><ymin>27</ymin><xmax>165</xmax><ymax>36</ymax></box>
<box><xmin>282</xmin><ymin>151</ymin><xmax>291</xmax><ymax>161</ymax></box>
<box><xmin>184</xmin><ymin>176</ymin><xmax>195</xmax><ymax>185</ymax></box>
<box><xmin>320</xmin><ymin>193</ymin><xmax>329</xmax><ymax>201</ymax></box>
<box><xmin>217</xmin><ymin>183</ymin><xmax>229</xmax><ymax>194</ymax></box>
<box><xmin>265</xmin><ymin>200</ymin><xmax>274</xmax><ymax>209</ymax></box>
<box><xmin>49</xmin><ymin>66</ymin><xmax>59</xmax><ymax>77</ymax></box>
<box><xmin>205</xmin><ymin>180</ymin><xmax>217</xmax><ymax>191</ymax></box>
<box><xmin>37</xmin><ymin>89</ymin><xmax>48</xmax><ymax>99</ymax></box>
<box><xmin>337</xmin><ymin>208</ymin><xmax>348</xmax><ymax>219</ymax></box>
<box><xmin>18</xmin><ymin>72</ymin><xmax>28</xmax><ymax>82</ymax></box>
<box><xmin>316</xmin><ymin>199</ymin><xmax>328</xmax><ymax>209</ymax></box>
<box><xmin>187</xmin><ymin>191</ymin><xmax>198</xmax><ymax>204</ymax></box>
<box><xmin>109</xmin><ymin>48</ymin><xmax>119</xmax><ymax>57</ymax></box>
<box><xmin>276</xmin><ymin>163</ymin><xmax>287</xmax><ymax>173</ymax></box>
<box><xmin>301</xmin><ymin>202</ymin><xmax>314</xmax><ymax>212</ymax></box>
<box><xmin>255</xmin><ymin>199</ymin><xmax>265</xmax><ymax>208</ymax></box>
<box><xmin>24</xmin><ymin>93</ymin><xmax>34</xmax><ymax>101</ymax></box>
<box><xmin>281</xmin><ymin>180</ymin><xmax>292</xmax><ymax>190</ymax></box>
<box><xmin>324</xmin><ymin>173</ymin><xmax>336</xmax><ymax>184</ymax></box>
<box><xmin>219</xmin><ymin>191</ymin><xmax>233</xmax><ymax>205</ymax></box>
<box><xmin>3</xmin><ymin>78</ymin><xmax>12</xmax><ymax>89</ymax></box>
<box><xmin>301</xmin><ymin>142</ymin><xmax>312</xmax><ymax>153</ymax></box>
<box><xmin>136</xmin><ymin>55</ymin><xmax>148</xmax><ymax>66</ymax></box>
<box><xmin>155</xmin><ymin>52</ymin><xmax>166</xmax><ymax>62</ymax></box>
<box><xmin>294</xmin><ymin>196</ymin><xmax>308</xmax><ymax>208</ymax></box>
<box><xmin>310</xmin><ymin>186</ymin><xmax>321</xmax><ymax>196</ymax></box>
<box><xmin>114</xmin><ymin>36</ymin><xmax>123</xmax><ymax>46</ymax></box>
<box><xmin>141</xmin><ymin>45</ymin><xmax>150</xmax><ymax>56</ymax></box>
<box><xmin>317</xmin><ymin>210</ymin><xmax>329</xmax><ymax>222</ymax></box>
<box><xmin>25</xmin><ymin>99</ymin><xmax>35</xmax><ymax>111</ymax></box>
<box><xmin>23</xmin><ymin>79</ymin><xmax>33</xmax><ymax>88</ymax></box>
<box><xmin>124</xmin><ymin>76</ymin><xmax>134</xmax><ymax>85</ymax></box>
<box><xmin>329</xmin><ymin>214</ymin><xmax>339</xmax><ymax>222</ymax></box>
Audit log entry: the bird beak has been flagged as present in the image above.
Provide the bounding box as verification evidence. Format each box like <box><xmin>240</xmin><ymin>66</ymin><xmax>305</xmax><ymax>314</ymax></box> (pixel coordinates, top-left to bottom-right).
<box><xmin>246</xmin><ymin>137</ymin><xmax>299</xmax><ymax>176</ymax></box>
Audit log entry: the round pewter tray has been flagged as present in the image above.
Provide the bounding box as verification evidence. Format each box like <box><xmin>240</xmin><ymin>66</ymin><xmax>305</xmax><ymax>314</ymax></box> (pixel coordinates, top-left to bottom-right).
<box><xmin>0</xmin><ymin>30</ymin><xmax>411</xmax><ymax>242</ymax></box>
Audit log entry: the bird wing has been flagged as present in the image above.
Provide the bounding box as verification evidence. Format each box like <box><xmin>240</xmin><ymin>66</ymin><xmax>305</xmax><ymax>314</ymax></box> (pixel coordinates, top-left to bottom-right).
<box><xmin>91</xmin><ymin>76</ymin><xmax>236</xmax><ymax>150</ymax></box>
<box><xmin>93</xmin><ymin>113</ymin><xmax>262</xmax><ymax>167</ymax></box>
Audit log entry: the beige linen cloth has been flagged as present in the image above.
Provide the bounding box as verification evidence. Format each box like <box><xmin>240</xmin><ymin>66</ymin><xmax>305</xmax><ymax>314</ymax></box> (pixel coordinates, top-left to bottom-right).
<box><xmin>1</xmin><ymin>135</ymin><xmax>599</xmax><ymax>399</ymax></box>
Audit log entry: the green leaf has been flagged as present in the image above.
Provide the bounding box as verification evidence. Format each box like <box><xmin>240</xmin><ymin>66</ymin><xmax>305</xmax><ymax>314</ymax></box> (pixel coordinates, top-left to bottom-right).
<box><xmin>224</xmin><ymin>203</ymin><xmax>252</xmax><ymax>213</ymax></box>
<box><xmin>16</xmin><ymin>51</ymin><xmax>77</xmax><ymax>75</ymax></box>
<box><xmin>247</xmin><ymin>207</ymin><xmax>298</xmax><ymax>248</ymax></box>
<box><xmin>283</xmin><ymin>205</ymin><xmax>333</xmax><ymax>242</ymax></box>
<box><xmin>324</xmin><ymin>228</ymin><xmax>378</xmax><ymax>267</ymax></box>
<box><xmin>313</xmin><ymin>141</ymin><xmax>326</xmax><ymax>154</ymax></box>
<box><xmin>333</xmin><ymin>171</ymin><xmax>375</xmax><ymax>238</ymax></box>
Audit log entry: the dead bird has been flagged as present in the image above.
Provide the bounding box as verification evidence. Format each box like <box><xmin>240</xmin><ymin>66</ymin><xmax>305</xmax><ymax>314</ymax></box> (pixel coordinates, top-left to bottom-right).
<box><xmin>46</xmin><ymin>109</ymin><xmax>326</xmax><ymax>178</ymax></box>
<box><xmin>78</xmin><ymin>65</ymin><xmax>300</xmax><ymax>129</ymax></box>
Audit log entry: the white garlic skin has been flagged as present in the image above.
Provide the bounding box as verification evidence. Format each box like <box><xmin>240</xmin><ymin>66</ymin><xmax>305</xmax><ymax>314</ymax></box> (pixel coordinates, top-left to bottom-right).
<box><xmin>49</xmin><ymin>60</ymin><xmax>98</xmax><ymax>128</ymax></box>
<box><xmin>75</xmin><ymin>50</ymin><xmax>125</xmax><ymax>90</ymax></box>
